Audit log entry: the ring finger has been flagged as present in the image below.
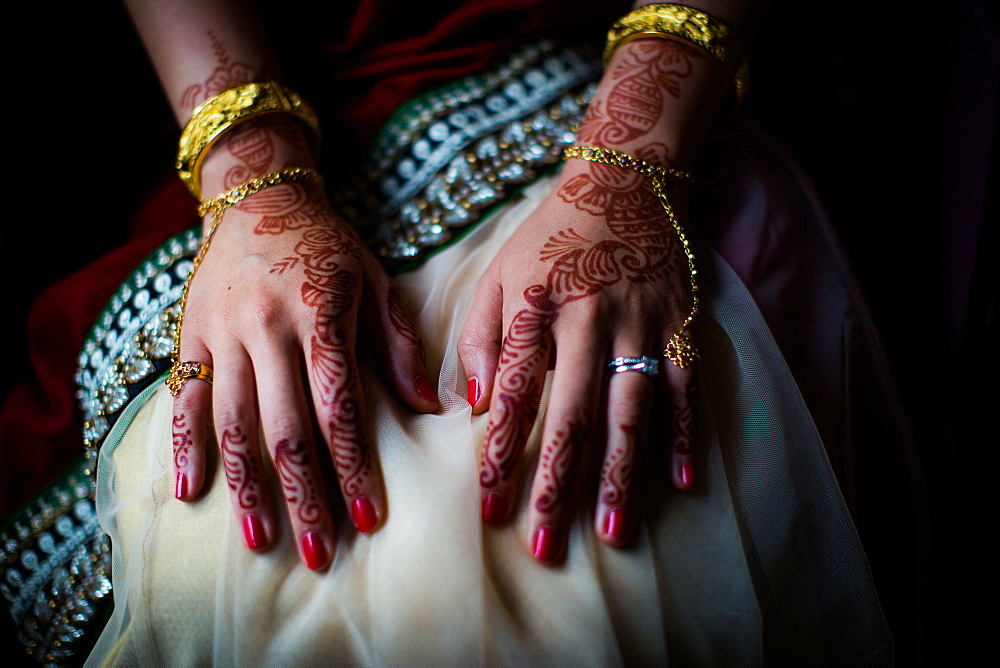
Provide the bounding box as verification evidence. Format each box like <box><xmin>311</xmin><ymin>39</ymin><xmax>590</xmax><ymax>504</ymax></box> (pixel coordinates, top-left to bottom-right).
<box><xmin>595</xmin><ymin>346</ymin><xmax>657</xmax><ymax>547</ymax></box>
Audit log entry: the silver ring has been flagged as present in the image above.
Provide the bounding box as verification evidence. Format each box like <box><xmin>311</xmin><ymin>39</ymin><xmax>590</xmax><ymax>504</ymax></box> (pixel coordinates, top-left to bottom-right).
<box><xmin>607</xmin><ymin>356</ymin><xmax>660</xmax><ymax>377</ymax></box>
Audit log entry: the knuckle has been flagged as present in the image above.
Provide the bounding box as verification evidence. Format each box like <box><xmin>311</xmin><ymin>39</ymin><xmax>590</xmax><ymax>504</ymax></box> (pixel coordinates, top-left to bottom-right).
<box><xmin>212</xmin><ymin>403</ymin><xmax>252</xmax><ymax>435</ymax></box>
<box><xmin>609</xmin><ymin>395</ymin><xmax>646</xmax><ymax>428</ymax></box>
<box><xmin>265</xmin><ymin>414</ymin><xmax>307</xmax><ymax>445</ymax></box>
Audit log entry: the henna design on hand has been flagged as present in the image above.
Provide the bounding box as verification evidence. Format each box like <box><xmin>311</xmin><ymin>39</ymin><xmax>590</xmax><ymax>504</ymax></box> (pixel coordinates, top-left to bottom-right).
<box><xmin>274</xmin><ymin>439</ymin><xmax>323</xmax><ymax>524</ymax></box>
<box><xmin>534</xmin><ymin>421</ymin><xmax>589</xmax><ymax>513</ymax></box>
<box><xmin>386</xmin><ymin>285</ymin><xmax>426</xmax><ymax>363</ymax></box>
<box><xmin>180</xmin><ymin>31</ymin><xmax>258</xmax><ymax>111</ymax></box>
<box><xmin>601</xmin><ymin>426</ymin><xmax>635</xmax><ymax>507</ymax></box>
<box><xmin>220</xmin><ymin>425</ymin><xmax>261</xmax><ymax>510</ymax></box>
<box><xmin>274</xmin><ymin>223</ymin><xmax>373</xmax><ymax>499</ymax></box>
<box><xmin>578</xmin><ymin>41</ymin><xmax>702</xmax><ymax>147</ymax></box>
<box><xmin>482</xmin><ymin>44</ymin><xmax>697</xmax><ymax>492</ymax></box>
<box><xmin>672</xmin><ymin>403</ymin><xmax>694</xmax><ymax>456</ymax></box>
<box><xmin>172</xmin><ymin>413</ymin><xmax>193</xmax><ymax>469</ymax></box>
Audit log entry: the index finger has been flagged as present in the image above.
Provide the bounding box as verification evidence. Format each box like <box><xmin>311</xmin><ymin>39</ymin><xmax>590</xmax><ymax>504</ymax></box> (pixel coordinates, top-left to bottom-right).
<box><xmin>480</xmin><ymin>305</ymin><xmax>554</xmax><ymax>526</ymax></box>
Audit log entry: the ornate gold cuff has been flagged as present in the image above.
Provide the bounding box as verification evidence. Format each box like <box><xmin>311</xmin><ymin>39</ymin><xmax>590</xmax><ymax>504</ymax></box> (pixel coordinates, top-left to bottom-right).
<box><xmin>604</xmin><ymin>3</ymin><xmax>748</xmax><ymax>101</ymax></box>
<box><xmin>176</xmin><ymin>82</ymin><xmax>321</xmax><ymax>200</ymax></box>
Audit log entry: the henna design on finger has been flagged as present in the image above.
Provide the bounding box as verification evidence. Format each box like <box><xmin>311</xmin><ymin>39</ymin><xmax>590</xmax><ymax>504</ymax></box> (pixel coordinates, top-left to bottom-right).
<box><xmin>172</xmin><ymin>414</ymin><xmax>193</xmax><ymax>469</ymax></box>
<box><xmin>601</xmin><ymin>425</ymin><xmax>636</xmax><ymax>507</ymax></box>
<box><xmin>534</xmin><ymin>421</ymin><xmax>589</xmax><ymax>513</ymax></box>
<box><xmin>274</xmin><ymin>439</ymin><xmax>323</xmax><ymax>524</ymax></box>
<box><xmin>672</xmin><ymin>403</ymin><xmax>694</xmax><ymax>456</ymax></box>
<box><xmin>220</xmin><ymin>425</ymin><xmax>261</xmax><ymax>510</ymax></box>
<box><xmin>274</xmin><ymin>223</ymin><xmax>374</xmax><ymax>500</ymax></box>
<box><xmin>481</xmin><ymin>308</ymin><xmax>553</xmax><ymax>487</ymax></box>
<box><xmin>386</xmin><ymin>285</ymin><xmax>426</xmax><ymax>363</ymax></box>
<box><xmin>180</xmin><ymin>32</ymin><xmax>259</xmax><ymax>111</ymax></box>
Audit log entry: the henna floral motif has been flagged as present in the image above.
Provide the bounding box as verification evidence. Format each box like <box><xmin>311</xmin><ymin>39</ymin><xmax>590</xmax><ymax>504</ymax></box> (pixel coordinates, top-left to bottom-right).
<box><xmin>480</xmin><ymin>308</ymin><xmax>553</xmax><ymax>487</ymax></box>
<box><xmin>172</xmin><ymin>414</ymin><xmax>193</xmax><ymax>469</ymax></box>
<box><xmin>578</xmin><ymin>41</ymin><xmax>702</xmax><ymax>147</ymax></box>
<box><xmin>535</xmin><ymin>423</ymin><xmax>589</xmax><ymax>513</ymax></box>
<box><xmin>220</xmin><ymin>425</ymin><xmax>261</xmax><ymax>510</ymax></box>
<box><xmin>179</xmin><ymin>31</ymin><xmax>258</xmax><ymax>111</ymax></box>
<box><xmin>387</xmin><ymin>286</ymin><xmax>426</xmax><ymax>363</ymax></box>
<box><xmin>274</xmin><ymin>439</ymin><xmax>323</xmax><ymax>524</ymax></box>
<box><xmin>271</xmin><ymin>222</ymin><xmax>373</xmax><ymax>500</ymax></box>
<box><xmin>601</xmin><ymin>426</ymin><xmax>635</xmax><ymax>507</ymax></box>
<box><xmin>672</xmin><ymin>403</ymin><xmax>694</xmax><ymax>455</ymax></box>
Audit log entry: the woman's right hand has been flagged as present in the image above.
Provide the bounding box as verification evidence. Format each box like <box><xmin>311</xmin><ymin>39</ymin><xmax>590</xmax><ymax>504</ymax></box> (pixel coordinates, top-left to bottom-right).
<box><xmin>171</xmin><ymin>117</ymin><xmax>438</xmax><ymax>570</ymax></box>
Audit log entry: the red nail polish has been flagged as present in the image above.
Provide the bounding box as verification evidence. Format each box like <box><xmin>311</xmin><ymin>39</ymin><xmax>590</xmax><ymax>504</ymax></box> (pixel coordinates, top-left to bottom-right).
<box><xmin>175</xmin><ymin>472</ymin><xmax>188</xmax><ymax>500</ymax></box>
<box><xmin>302</xmin><ymin>531</ymin><xmax>328</xmax><ymax>570</ymax></box>
<box><xmin>680</xmin><ymin>460</ymin><xmax>695</xmax><ymax>488</ymax></box>
<box><xmin>533</xmin><ymin>525</ymin><xmax>560</xmax><ymax>562</ymax></box>
<box><xmin>243</xmin><ymin>514</ymin><xmax>265</xmax><ymax>550</ymax></box>
<box><xmin>603</xmin><ymin>507</ymin><xmax>629</xmax><ymax>541</ymax></box>
<box><xmin>481</xmin><ymin>492</ymin><xmax>507</xmax><ymax>525</ymax></box>
<box><xmin>468</xmin><ymin>377</ymin><xmax>481</xmax><ymax>407</ymax></box>
<box><xmin>351</xmin><ymin>497</ymin><xmax>378</xmax><ymax>533</ymax></box>
<box><xmin>415</xmin><ymin>376</ymin><xmax>438</xmax><ymax>403</ymax></box>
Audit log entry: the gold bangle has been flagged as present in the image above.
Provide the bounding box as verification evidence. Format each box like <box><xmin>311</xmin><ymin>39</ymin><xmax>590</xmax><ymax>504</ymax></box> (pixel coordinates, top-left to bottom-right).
<box><xmin>176</xmin><ymin>82</ymin><xmax>321</xmax><ymax>200</ymax></box>
<box><xmin>168</xmin><ymin>167</ymin><xmax>324</xmax><ymax>372</ymax></box>
<box><xmin>604</xmin><ymin>3</ymin><xmax>748</xmax><ymax>102</ymax></box>
<box><xmin>563</xmin><ymin>145</ymin><xmax>699</xmax><ymax>368</ymax></box>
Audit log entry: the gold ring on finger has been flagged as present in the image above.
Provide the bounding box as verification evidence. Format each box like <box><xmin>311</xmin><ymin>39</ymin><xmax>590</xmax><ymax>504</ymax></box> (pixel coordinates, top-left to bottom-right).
<box><xmin>166</xmin><ymin>360</ymin><xmax>214</xmax><ymax>396</ymax></box>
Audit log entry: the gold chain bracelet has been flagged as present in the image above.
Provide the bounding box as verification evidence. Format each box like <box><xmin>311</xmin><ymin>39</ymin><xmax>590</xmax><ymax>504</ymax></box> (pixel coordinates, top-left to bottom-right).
<box><xmin>167</xmin><ymin>166</ymin><xmax>324</xmax><ymax>394</ymax></box>
<box><xmin>563</xmin><ymin>145</ymin><xmax>699</xmax><ymax>368</ymax></box>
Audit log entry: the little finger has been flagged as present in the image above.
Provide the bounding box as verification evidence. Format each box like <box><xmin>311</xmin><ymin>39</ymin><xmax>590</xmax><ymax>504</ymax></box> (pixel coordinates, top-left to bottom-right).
<box><xmin>662</xmin><ymin>336</ymin><xmax>698</xmax><ymax>491</ymax></box>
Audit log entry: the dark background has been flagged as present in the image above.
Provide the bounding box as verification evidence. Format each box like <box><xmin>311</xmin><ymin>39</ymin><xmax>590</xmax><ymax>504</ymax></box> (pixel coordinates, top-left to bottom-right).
<box><xmin>3</xmin><ymin>0</ymin><xmax>996</xmax><ymax>663</ymax></box>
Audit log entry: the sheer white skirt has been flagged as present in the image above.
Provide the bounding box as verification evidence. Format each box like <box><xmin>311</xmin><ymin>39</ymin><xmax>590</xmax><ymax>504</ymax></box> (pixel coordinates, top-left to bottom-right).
<box><xmin>88</xmin><ymin>173</ymin><xmax>891</xmax><ymax>665</ymax></box>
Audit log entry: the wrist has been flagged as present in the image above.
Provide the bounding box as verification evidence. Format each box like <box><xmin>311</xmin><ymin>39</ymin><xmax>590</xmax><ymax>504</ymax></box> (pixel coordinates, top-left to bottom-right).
<box><xmin>580</xmin><ymin>39</ymin><xmax>727</xmax><ymax>167</ymax></box>
<box><xmin>199</xmin><ymin>115</ymin><xmax>318</xmax><ymax>199</ymax></box>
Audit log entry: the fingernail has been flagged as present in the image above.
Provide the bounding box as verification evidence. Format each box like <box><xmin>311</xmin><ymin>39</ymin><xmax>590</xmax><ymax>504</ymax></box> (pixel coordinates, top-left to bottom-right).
<box><xmin>532</xmin><ymin>525</ymin><xmax>560</xmax><ymax>562</ymax></box>
<box><xmin>351</xmin><ymin>497</ymin><xmax>378</xmax><ymax>533</ymax></box>
<box><xmin>243</xmin><ymin>514</ymin><xmax>266</xmax><ymax>550</ymax></box>
<box><xmin>415</xmin><ymin>376</ymin><xmax>438</xmax><ymax>403</ymax></box>
<box><xmin>302</xmin><ymin>531</ymin><xmax>328</xmax><ymax>570</ymax></box>
<box><xmin>680</xmin><ymin>460</ymin><xmax>695</xmax><ymax>488</ymax></box>
<box><xmin>175</xmin><ymin>472</ymin><xmax>188</xmax><ymax>500</ymax></box>
<box><xmin>481</xmin><ymin>492</ymin><xmax>508</xmax><ymax>525</ymax></box>
<box><xmin>603</xmin><ymin>507</ymin><xmax>629</xmax><ymax>541</ymax></box>
<box><xmin>467</xmin><ymin>377</ymin><xmax>481</xmax><ymax>407</ymax></box>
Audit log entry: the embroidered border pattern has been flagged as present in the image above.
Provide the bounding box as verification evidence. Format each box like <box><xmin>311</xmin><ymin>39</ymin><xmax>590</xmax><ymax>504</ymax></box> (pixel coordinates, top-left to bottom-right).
<box><xmin>1</xmin><ymin>458</ymin><xmax>110</xmax><ymax>663</ymax></box>
<box><xmin>76</xmin><ymin>230</ymin><xmax>201</xmax><ymax>478</ymax></box>
<box><xmin>335</xmin><ymin>40</ymin><xmax>600</xmax><ymax>266</ymax></box>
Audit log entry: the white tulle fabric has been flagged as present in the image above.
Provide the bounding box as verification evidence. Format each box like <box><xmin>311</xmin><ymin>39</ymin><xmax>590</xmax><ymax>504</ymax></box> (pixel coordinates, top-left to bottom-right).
<box><xmin>87</xmin><ymin>174</ymin><xmax>891</xmax><ymax>665</ymax></box>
